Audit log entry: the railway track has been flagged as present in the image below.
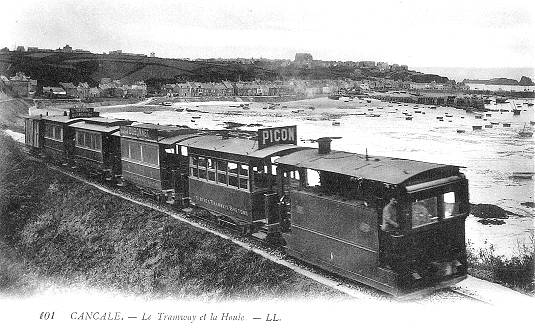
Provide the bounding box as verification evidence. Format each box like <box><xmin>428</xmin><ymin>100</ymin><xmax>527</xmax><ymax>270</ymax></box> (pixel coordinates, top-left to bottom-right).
<box><xmin>21</xmin><ymin>152</ymin><xmax>487</xmax><ymax>303</ymax></box>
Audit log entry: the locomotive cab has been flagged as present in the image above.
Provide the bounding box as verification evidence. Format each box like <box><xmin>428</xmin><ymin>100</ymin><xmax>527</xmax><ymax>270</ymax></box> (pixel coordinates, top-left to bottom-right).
<box><xmin>386</xmin><ymin>175</ymin><xmax>469</xmax><ymax>293</ymax></box>
<box><xmin>275</xmin><ymin>140</ymin><xmax>470</xmax><ymax>297</ymax></box>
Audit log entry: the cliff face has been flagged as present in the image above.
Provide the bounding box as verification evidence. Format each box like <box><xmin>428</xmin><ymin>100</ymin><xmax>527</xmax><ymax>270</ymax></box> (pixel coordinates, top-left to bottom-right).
<box><xmin>519</xmin><ymin>76</ymin><xmax>534</xmax><ymax>86</ymax></box>
<box><xmin>0</xmin><ymin>133</ymin><xmax>340</xmax><ymax>299</ymax></box>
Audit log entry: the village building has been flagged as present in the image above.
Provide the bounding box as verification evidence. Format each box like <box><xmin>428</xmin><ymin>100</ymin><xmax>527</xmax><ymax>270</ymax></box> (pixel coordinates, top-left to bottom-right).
<box><xmin>77</xmin><ymin>82</ymin><xmax>91</xmax><ymax>99</ymax></box>
<box><xmin>6</xmin><ymin>72</ymin><xmax>37</xmax><ymax>97</ymax></box>
<box><xmin>42</xmin><ymin>86</ymin><xmax>67</xmax><ymax>98</ymax></box>
<box><xmin>221</xmin><ymin>81</ymin><xmax>235</xmax><ymax>96</ymax></box>
<box><xmin>174</xmin><ymin>82</ymin><xmax>192</xmax><ymax>97</ymax></box>
<box><xmin>59</xmin><ymin>82</ymin><xmax>78</xmax><ymax>97</ymax></box>
<box><xmin>294</xmin><ymin>53</ymin><xmax>313</xmax><ymax>68</ymax></box>
<box><xmin>89</xmin><ymin>87</ymin><xmax>101</xmax><ymax>98</ymax></box>
<box><xmin>377</xmin><ymin>62</ymin><xmax>390</xmax><ymax>71</ymax></box>
<box><xmin>126</xmin><ymin>81</ymin><xmax>147</xmax><ymax>98</ymax></box>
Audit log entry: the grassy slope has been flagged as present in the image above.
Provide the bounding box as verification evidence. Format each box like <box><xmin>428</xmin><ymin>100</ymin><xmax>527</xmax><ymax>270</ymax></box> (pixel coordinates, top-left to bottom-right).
<box><xmin>0</xmin><ymin>52</ymin><xmax>276</xmax><ymax>86</ymax></box>
<box><xmin>0</xmin><ymin>133</ymin><xmax>342</xmax><ymax>299</ymax></box>
<box><xmin>0</xmin><ymin>96</ymin><xmax>30</xmax><ymax>132</ymax></box>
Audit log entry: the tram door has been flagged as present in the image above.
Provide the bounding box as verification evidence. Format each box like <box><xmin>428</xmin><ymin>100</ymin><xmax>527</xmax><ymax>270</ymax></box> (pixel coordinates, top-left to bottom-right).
<box><xmin>276</xmin><ymin>167</ymin><xmax>303</xmax><ymax>230</ymax></box>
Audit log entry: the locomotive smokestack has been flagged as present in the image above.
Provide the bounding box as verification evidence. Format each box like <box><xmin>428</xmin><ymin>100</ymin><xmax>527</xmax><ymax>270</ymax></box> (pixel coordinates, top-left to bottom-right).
<box><xmin>317</xmin><ymin>137</ymin><xmax>332</xmax><ymax>154</ymax></box>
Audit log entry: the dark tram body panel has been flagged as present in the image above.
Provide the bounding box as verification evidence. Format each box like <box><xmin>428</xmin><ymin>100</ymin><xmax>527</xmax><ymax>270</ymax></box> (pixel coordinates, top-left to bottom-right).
<box><xmin>189</xmin><ymin>179</ymin><xmax>253</xmax><ymax>221</ymax></box>
<box><xmin>119</xmin><ymin>124</ymin><xmax>197</xmax><ymax>195</ymax></box>
<box><xmin>286</xmin><ymin>190</ymin><xmax>388</xmax><ymax>289</ymax></box>
<box><xmin>24</xmin><ymin>116</ymin><xmax>44</xmax><ymax>149</ymax></box>
<box><xmin>41</xmin><ymin>116</ymin><xmax>84</xmax><ymax>162</ymax></box>
<box><xmin>70</xmin><ymin>117</ymin><xmax>132</xmax><ymax>176</ymax></box>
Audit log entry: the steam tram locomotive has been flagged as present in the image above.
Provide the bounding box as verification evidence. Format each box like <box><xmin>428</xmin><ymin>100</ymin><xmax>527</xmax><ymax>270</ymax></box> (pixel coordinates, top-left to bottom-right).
<box><xmin>24</xmin><ymin>107</ymin><xmax>469</xmax><ymax>297</ymax></box>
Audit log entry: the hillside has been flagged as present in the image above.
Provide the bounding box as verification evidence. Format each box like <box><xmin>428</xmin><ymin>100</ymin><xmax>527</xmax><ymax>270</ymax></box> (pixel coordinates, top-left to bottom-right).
<box><xmin>0</xmin><ymin>51</ymin><xmax>446</xmax><ymax>91</ymax></box>
<box><xmin>0</xmin><ymin>52</ymin><xmax>279</xmax><ymax>88</ymax></box>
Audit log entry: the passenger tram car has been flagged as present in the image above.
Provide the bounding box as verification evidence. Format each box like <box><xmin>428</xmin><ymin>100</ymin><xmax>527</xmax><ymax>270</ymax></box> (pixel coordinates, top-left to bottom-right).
<box><xmin>24</xmin><ymin>110</ymin><xmax>470</xmax><ymax>297</ymax></box>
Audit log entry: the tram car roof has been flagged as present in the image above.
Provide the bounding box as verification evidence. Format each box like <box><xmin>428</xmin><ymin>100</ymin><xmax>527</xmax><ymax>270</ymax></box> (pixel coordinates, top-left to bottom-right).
<box><xmin>275</xmin><ymin>148</ymin><xmax>460</xmax><ymax>185</ymax></box>
<box><xmin>180</xmin><ymin>134</ymin><xmax>305</xmax><ymax>160</ymax></box>
<box><xmin>39</xmin><ymin>115</ymin><xmax>84</xmax><ymax>124</ymax></box>
<box><xmin>69</xmin><ymin>117</ymin><xmax>133</xmax><ymax>133</ymax></box>
<box><xmin>70</xmin><ymin>121</ymin><xmax>123</xmax><ymax>133</ymax></box>
<box><xmin>79</xmin><ymin>117</ymin><xmax>132</xmax><ymax>126</ymax></box>
<box><xmin>112</xmin><ymin>123</ymin><xmax>198</xmax><ymax>144</ymax></box>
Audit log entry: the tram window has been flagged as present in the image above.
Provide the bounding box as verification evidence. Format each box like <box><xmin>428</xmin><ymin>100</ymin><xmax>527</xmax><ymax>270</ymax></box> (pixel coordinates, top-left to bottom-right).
<box><xmin>180</xmin><ymin>146</ymin><xmax>188</xmax><ymax>156</ymax></box>
<box><xmin>207</xmin><ymin>158</ymin><xmax>216</xmax><ymax>170</ymax></box>
<box><xmin>208</xmin><ymin>170</ymin><xmax>216</xmax><ymax>181</ymax></box>
<box><xmin>253</xmin><ymin>166</ymin><xmax>269</xmax><ymax>190</ymax></box>
<box><xmin>228</xmin><ymin>162</ymin><xmax>239</xmax><ymax>174</ymax></box>
<box><xmin>239</xmin><ymin>164</ymin><xmax>249</xmax><ymax>177</ymax></box>
<box><xmin>130</xmin><ymin>143</ymin><xmax>142</xmax><ymax>161</ymax></box>
<box><xmin>198</xmin><ymin>168</ymin><xmax>206</xmax><ymax>179</ymax></box>
<box><xmin>198</xmin><ymin>157</ymin><xmax>207</xmax><ymax>168</ymax></box>
<box><xmin>442</xmin><ymin>191</ymin><xmax>461</xmax><ymax>218</ymax></box>
<box><xmin>121</xmin><ymin>140</ymin><xmax>129</xmax><ymax>158</ymax></box>
<box><xmin>412</xmin><ymin>197</ymin><xmax>439</xmax><ymax>228</ymax></box>
<box><xmin>190</xmin><ymin>156</ymin><xmax>198</xmax><ymax>166</ymax></box>
<box><xmin>142</xmin><ymin>145</ymin><xmax>159</xmax><ymax>165</ymax></box>
<box><xmin>54</xmin><ymin>126</ymin><xmax>63</xmax><ymax>140</ymax></box>
<box><xmin>218</xmin><ymin>172</ymin><xmax>227</xmax><ymax>185</ymax></box>
<box><xmin>95</xmin><ymin>135</ymin><xmax>101</xmax><ymax>150</ymax></box>
<box><xmin>306</xmin><ymin>169</ymin><xmax>321</xmax><ymax>187</ymax></box>
<box><xmin>165</xmin><ymin>147</ymin><xmax>175</xmax><ymax>154</ymax></box>
<box><xmin>191</xmin><ymin>167</ymin><xmax>198</xmax><ymax>178</ymax></box>
<box><xmin>229</xmin><ymin>175</ymin><xmax>239</xmax><ymax>187</ymax></box>
<box><xmin>76</xmin><ymin>131</ymin><xmax>84</xmax><ymax>146</ymax></box>
<box><xmin>239</xmin><ymin>178</ymin><xmax>249</xmax><ymax>190</ymax></box>
<box><xmin>217</xmin><ymin>160</ymin><xmax>227</xmax><ymax>171</ymax></box>
<box><xmin>206</xmin><ymin>158</ymin><xmax>216</xmax><ymax>181</ymax></box>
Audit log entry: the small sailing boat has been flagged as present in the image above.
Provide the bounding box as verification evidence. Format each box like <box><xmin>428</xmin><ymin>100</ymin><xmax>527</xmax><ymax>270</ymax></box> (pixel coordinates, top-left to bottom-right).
<box><xmin>518</xmin><ymin>124</ymin><xmax>533</xmax><ymax>137</ymax></box>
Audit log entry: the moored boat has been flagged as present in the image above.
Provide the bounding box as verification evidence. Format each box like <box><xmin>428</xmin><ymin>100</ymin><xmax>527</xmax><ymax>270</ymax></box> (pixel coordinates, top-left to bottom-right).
<box><xmin>518</xmin><ymin>124</ymin><xmax>533</xmax><ymax>137</ymax></box>
<box><xmin>510</xmin><ymin>172</ymin><xmax>534</xmax><ymax>179</ymax></box>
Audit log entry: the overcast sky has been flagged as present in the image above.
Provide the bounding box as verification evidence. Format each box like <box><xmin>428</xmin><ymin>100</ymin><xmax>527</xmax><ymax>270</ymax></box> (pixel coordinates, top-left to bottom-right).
<box><xmin>2</xmin><ymin>0</ymin><xmax>534</xmax><ymax>68</ymax></box>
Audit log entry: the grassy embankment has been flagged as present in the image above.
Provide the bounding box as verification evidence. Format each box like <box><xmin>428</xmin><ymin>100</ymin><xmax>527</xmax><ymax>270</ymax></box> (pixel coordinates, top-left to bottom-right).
<box><xmin>0</xmin><ymin>94</ymin><xmax>31</xmax><ymax>133</ymax></box>
<box><xmin>467</xmin><ymin>238</ymin><xmax>534</xmax><ymax>295</ymax></box>
<box><xmin>0</xmin><ymin>132</ymin><xmax>342</xmax><ymax>299</ymax></box>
